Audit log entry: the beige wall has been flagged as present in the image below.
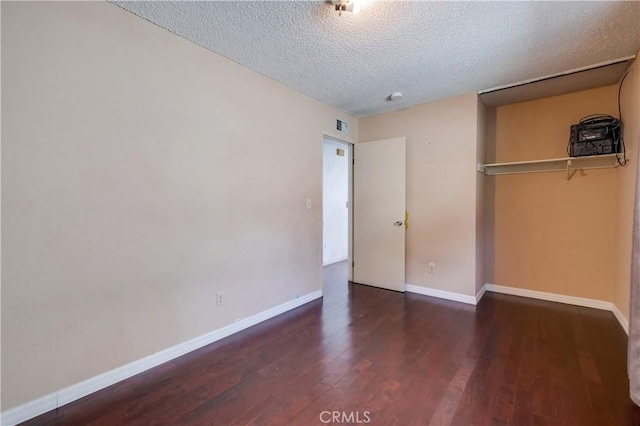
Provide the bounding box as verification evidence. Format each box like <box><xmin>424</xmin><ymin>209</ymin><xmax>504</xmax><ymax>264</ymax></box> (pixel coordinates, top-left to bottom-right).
<box><xmin>490</xmin><ymin>85</ymin><xmax>619</xmax><ymax>301</ymax></box>
<box><xmin>615</xmin><ymin>57</ymin><xmax>640</xmax><ymax>320</ymax></box>
<box><xmin>359</xmin><ymin>93</ymin><xmax>481</xmax><ymax>297</ymax></box>
<box><xmin>1</xmin><ymin>2</ymin><xmax>357</xmax><ymax>410</ymax></box>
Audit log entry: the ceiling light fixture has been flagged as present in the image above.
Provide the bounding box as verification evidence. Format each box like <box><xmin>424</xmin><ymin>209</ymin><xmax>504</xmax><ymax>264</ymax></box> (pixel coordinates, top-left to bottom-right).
<box><xmin>332</xmin><ymin>0</ymin><xmax>361</xmax><ymax>16</ymax></box>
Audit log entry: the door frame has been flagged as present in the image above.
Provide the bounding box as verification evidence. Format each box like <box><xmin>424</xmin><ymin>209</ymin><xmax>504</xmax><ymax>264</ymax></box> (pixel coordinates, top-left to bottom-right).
<box><xmin>322</xmin><ymin>133</ymin><xmax>354</xmax><ymax>282</ymax></box>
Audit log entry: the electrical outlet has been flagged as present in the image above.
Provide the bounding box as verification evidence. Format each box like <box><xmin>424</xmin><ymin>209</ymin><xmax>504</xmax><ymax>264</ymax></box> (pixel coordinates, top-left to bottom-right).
<box><xmin>216</xmin><ymin>291</ymin><xmax>225</xmax><ymax>306</ymax></box>
<box><xmin>428</xmin><ymin>262</ymin><xmax>436</xmax><ymax>274</ymax></box>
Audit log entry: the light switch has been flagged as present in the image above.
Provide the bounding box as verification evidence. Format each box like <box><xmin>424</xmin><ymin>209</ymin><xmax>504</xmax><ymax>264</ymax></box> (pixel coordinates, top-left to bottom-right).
<box><xmin>306</xmin><ymin>198</ymin><xmax>312</xmax><ymax>209</ymax></box>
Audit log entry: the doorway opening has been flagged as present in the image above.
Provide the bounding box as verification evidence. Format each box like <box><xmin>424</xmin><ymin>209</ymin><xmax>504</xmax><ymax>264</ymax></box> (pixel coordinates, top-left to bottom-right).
<box><xmin>322</xmin><ymin>135</ymin><xmax>353</xmax><ymax>294</ymax></box>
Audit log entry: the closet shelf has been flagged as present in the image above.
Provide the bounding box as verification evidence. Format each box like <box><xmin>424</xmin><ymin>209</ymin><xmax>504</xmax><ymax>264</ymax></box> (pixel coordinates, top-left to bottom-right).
<box><xmin>477</xmin><ymin>154</ymin><xmax>626</xmax><ymax>180</ymax></box>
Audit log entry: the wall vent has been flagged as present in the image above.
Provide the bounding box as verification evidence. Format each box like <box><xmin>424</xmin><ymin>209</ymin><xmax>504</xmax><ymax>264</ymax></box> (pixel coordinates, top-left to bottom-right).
<box><xmin>336</xmin><ymin>119</ymin><xmax>348</xmax><ymax>135</ymax></box>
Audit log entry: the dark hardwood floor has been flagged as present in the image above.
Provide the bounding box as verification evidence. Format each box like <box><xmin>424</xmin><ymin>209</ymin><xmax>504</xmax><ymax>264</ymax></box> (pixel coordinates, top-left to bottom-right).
<box><xmin>24</xmin><ymin>261</ymin><xmax>640</xmax><ymax>425</ymax></box>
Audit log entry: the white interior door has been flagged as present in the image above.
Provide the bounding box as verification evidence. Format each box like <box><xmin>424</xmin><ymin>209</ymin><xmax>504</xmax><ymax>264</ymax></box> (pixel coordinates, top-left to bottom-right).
<box><xmin>353</xmin><ymin>137</ymin><xmax>406</xmax><ymax>292</ymax></box>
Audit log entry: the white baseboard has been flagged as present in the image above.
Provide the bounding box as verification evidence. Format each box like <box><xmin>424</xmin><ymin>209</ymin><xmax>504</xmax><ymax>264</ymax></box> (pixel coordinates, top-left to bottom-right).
<box><xmin>611</xmin><ymin>303</ymin><xmax>630</xmax><ymax>335</ymax></box>
<box><xmin>323</xmin><ymin>257</ymin><xmax>348</xmax><ymax>266</ymax></box>
<box><xmin>483</xmin><ymin>283</ymin><xmax>629</xmax><ymax>335</ymax></box>
<box><xmin>405</xmin><ymin>284</ymin><xmax>477</xmax><ymax>305</ymax></box>
<box><xmin>0</xmin><ymin>394</ymin><xmax>58</xmax><ymax>426</ymax></box>
<box><xmin>0</xmin><ymin>290</ymin><xmax>322</xmax><ymax>426</ymax></box>
<box><xmin>404</xmin><ymin>282</ymin><xmax>629</xmax><ymax>336</ymax></box>
<box><xmin>475</xmin><ymin>285</ymin><xmax>487</xmax><ymax>304</ymax></box>
<box><xmin>483</xmin><ymin>283</ymin><xmax>612</xmax><ymax>310</ymax></box>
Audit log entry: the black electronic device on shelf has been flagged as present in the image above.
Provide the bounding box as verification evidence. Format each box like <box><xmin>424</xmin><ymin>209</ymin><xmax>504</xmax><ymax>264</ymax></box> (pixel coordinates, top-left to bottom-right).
<box><xmin>568</xmin><ymin>115</ymin><xmax>622</xmax><ymax>157</ymax></box>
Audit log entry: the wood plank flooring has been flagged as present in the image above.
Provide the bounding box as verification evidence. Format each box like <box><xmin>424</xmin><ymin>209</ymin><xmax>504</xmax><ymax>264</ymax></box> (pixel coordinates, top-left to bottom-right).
<box><xmin>23</xmin><ymin>261</ymin><xmax>640</xmax><ymax>425</ymax></box>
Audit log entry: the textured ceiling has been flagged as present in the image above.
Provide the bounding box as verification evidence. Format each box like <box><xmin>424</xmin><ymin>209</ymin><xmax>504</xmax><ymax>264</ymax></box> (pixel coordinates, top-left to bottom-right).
<box><xmin>111</xmin><ymin>1</ymin><xmax>640</xmax><ymax>117</ymax></box>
